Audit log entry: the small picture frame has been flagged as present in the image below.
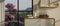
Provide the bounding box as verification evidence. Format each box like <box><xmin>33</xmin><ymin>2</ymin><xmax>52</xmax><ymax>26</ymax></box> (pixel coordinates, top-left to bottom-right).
<box><xmin>40</xmin><ymin>0</ymin><xmax>49</xmax><ymax>7</ymax></box>
<box><xmin>25</xmin><ymin>18</ymin><xmax>55</xmax><ymax>26</ymax></box>
<box><xmin>40</xmin><ymin>0</ymin><xmax>59</xmax><ymax>8</ymax></box>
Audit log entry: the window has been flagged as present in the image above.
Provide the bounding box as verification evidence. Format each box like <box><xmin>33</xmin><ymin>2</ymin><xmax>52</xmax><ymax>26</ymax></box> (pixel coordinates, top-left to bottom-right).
<box><xmin>5</xmin><ymin>0</ymin><xmax>32</xmax><ymax>26</ymax></box>
<box><xmin>5</xmin><ymin>0</ymin><xmax>24</xmax><ymax>26</ymax></box>
<box><xmin>19</xmin><ymin>0</ymin><xmax>32</xmax><ymax>18</ymax></box>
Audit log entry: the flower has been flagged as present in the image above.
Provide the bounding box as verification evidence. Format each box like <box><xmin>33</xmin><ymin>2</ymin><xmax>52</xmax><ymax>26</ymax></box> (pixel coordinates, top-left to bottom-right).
<box><xmin>5</xmin><ymin>3</ymin><xmax>15</xmax><ymax>9</ymax></box>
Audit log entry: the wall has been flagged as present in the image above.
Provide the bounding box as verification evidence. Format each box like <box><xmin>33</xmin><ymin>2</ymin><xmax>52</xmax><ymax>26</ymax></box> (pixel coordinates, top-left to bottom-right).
<box><xmin>47</xmin><ymin>2</ymin><xmax>60</xmax><ymax>26</ymax></box>
<box><xmin>33</xmin><ymin>0</ymin><xmax>60</xmax><ymax>26</ymax></box>
<box><xmin>0</xmin><ymin>0</ymin><xmax>5</xmax><ymax>26</ymax></box>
